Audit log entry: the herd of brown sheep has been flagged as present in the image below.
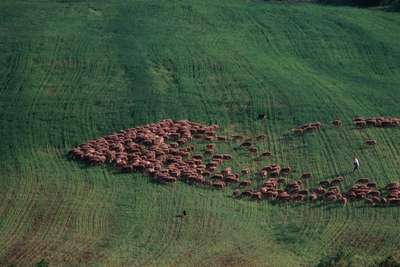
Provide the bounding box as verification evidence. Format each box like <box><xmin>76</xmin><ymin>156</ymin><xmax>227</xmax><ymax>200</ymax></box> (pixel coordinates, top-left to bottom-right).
<box><xmin>69</xmin><ymin>118</ymin><xmax>400</xmax><ymax>207</ymax></box>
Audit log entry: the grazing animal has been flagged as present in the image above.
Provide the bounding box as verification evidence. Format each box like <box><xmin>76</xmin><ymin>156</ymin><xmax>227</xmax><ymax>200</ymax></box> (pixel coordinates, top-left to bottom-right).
<box><xmin>257</xmin><ymin>114</ymin><xmax>265</xmax><ymax>120</ymax></box>
<box><xmin>353</xmin><ymin>120</ymin><xmax>366</xmax><ymax>128</ymax></box>
<box><xmin>319</xmin><ymin>180</ymin><xmax>330</xmax><ymax>188</ymax></box>
<box><xmin>248</xmin><ymin>147</ymin><xmax>257</xmax><ymax>153</ymax></box>
<box><xmin>356</xmin><ymin>177</ymin><xmax>369</xmax><ymax>184</ymax></box>
<box><xmin>217</xmin><ymin>136</ymin><xmax>228</xmax><ymax>141</ymax></box>
<box><xmin>223</xmin><ymin>154</ymin><xmax>232</xmax><ymax>160</ymax></box>
<box><xmin>260</xmin><ymin>151</ymin><xmax>272</xmax><ymax>157</ymax></box>
<box><xmin>301</xmin><ymin>172</ymin><xmax>312</xmax><ymax>179</ymax></box>
<box><xmin>339</xmin><ymin>197</ymin><xmax>348</xmax><ymax>205</ymax></box>
<box><xmin>232</xmin><ymin>134</ymin><xmax>244</xmax><ymax>140</ymax></box>
<box><xmin>332</xmin><ymin>119</ymin><xmax>342</xmax><ymax>127</ymax></box>
<box><xmin>330</xmin><ymin>179</ymin><xmax>342</xmax><ymax>186</ymax></box>
<box><xmin>365</xmin><ymin>139</ymin><xmax>377</xmax><ymax>146</ymax></box>
<box><xmin>309</xmin><ymin>193</ymin><xmax>318</xmax><ymax>202</ymax></box>
<box><xmin>239</xmin><ymin>179</ymin><xmax>252</xmax><ymax>187</ymax></box>
<box><xmin>292</xmin><ymin>128</ymin><xmax>304</xmax><ymax>135</ymax></box>
<box><xmin>233</xmin><ymin>189</ymin><xmax>242</xmax><ymax>198</ymax></box>
<box><xmin>256</xmin><ymin>134</ymin><xmax>267</xmax><ymax>140</ymax></box>
<box><xmin>251</xmin><ymin>192</ymin><xmax>262</xmax><ymax>200</ymax></box>
<box><xmin>212</xmin><ymin>181</ymin><xmax>225</xmax><ymax>189</ymax></box>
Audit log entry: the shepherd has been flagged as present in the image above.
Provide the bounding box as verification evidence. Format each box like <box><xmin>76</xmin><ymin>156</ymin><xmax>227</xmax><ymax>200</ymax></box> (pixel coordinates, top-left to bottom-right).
<box><xmin>352</xmin><ymin>157</ymin><xmax>360</xmax><ymax>173</ymax></box>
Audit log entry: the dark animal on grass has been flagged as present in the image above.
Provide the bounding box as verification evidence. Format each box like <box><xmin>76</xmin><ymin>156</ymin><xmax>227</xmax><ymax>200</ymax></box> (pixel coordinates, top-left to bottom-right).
<box><xmin>256</xmin><ymin>134</ymin><xmax>267</xmax><ymax>140</ymax></box>
<box><xmin>339</xmin><ymin>196</ymin><xmax>348</xmax><ymax>205</ymax></box>
<box><xmin>332</xmin><ymin>119</ymin><xmax>342</xmax><ymax>127</ymax></box>
<box><xmin>356</xmin><ymin>178</ymin><xmax>369</xmax><ymax>184</ymax></box>
<box><xmin>212</xmin><ymin>181</ymin><xmax>225</xmax><ymax>189</ymax></box>
<box><xmin>365</xmin><ymin>139</ymin><xmax>377</xmax><ymax>145</ymax></box>
<box><xmin>241</xmin><ymin>142</ymin><xmax>252</xmax><ymax>147</ymax></box>
<box><xmin>233</xmin><ymin>189</ymin><xmax>242</xmax><ymax>198</ymax></box>
<box><xmin>240</xmin><ymin>179</ymin><xmax>252</xmax><ymax>187</ymax></box>
<box><xmin>260</xmin><ymin>151</ymin><xmax>272</xmax><ymax>157</ymax></box>
<box><xmin>248</xmin><ymin>147</ymin><xmax>257</xmax><ymax>153</ymax></box>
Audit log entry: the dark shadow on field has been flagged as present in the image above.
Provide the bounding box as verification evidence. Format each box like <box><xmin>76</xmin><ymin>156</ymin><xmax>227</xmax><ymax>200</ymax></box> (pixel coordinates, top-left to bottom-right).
<box><xmin>317</xmin><ymin>1</ymin><xmax>400</xmax><ymax>12</ymax></box>
<box><xmin>315</xmin><ymin>0</ymin><xmax>383</xmax><ymax>7</ymax></box>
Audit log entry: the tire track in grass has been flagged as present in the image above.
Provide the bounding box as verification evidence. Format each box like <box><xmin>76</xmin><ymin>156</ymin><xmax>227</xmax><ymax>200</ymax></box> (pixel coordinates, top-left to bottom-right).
<box><xmin>150</xmin><ymin>189</ymin><xmax>190</xmax><ymax>266</ymax></box>
<box><xmin>0</xmin><ymin>173</ymin><xmax>41</xmax><ymax>265</ymax></box>
<box><xmin>12</xmin><ymin>38</ymin><xmax>89</xmax><ymax>264</ymax></box>
<box><xmin>316</xmin><ymin>124</ymin><xmax>369</xmax><ymax>255</ymax></box>
<box><xmin>298</xmin><ymin>70</ymin><xmax>392</xmax><ymax>256</ymax></box>
<box><xmin>300</xmin><ymin>131</ymin><xmax>344</xmax><ymax>255</ymax></box>
<box><xmin>0</xmin><ymin>49</ymin><xmax>35</xmax><ymax>261</ymax></box>
<box><xmin>133</xmin><ymin>183</ymin><xmax>186</xmax><ymax>266</ymax></box>
<box><xmin>293</xmin><ymin>78</ymin><xmax>356</xmax><ymax>256</ymax></box>
<box><xmin>18</xmin><ymin>23</ymin><xmax>115</xmax><ymax>264</ymax></box>
<box><xmin>370</xmin><ymin>128</ymin><xmax>400</xmax><ymax>184</ymax></box>
<box><xmin>173</xmin><ymin>194</ymin><xmax>228</xmax><ymax>266</ymax></box>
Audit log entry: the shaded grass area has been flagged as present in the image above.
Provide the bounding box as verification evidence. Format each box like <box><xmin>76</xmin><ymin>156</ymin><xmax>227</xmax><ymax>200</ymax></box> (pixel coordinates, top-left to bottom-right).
<box><xmin>0</xmin><ymin>0</ymin><xmax>400</xmax><ymax>266</ymax></box>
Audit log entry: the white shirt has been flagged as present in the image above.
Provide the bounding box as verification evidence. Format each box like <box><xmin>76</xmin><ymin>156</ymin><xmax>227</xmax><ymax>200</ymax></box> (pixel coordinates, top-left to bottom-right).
<box><xmin>353</xmin><ymin>158</ymin><xmax>360</xmax><ymax>167</ymax></box>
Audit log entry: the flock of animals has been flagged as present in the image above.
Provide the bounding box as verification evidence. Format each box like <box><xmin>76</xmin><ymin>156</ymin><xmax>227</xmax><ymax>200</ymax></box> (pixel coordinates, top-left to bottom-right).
<box><xmin>69</xmin><ymin>117</ymin><xmax>400</xmax><ymax>207</ymax></box>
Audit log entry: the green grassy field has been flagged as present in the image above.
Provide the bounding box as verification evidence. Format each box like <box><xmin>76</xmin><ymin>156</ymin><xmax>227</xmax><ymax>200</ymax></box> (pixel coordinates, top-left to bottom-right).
<box><xmin>1</xmin><ymin>0</ymin><xmax>400</xmax><ymax>266</ymax></box>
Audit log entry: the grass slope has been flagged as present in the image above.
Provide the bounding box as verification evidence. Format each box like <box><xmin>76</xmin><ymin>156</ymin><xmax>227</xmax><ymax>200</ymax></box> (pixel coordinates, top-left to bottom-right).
<box><xmin>1</xmin><ymin>0</ymin><xmax>400</xmax><ymax>266</ymax></box>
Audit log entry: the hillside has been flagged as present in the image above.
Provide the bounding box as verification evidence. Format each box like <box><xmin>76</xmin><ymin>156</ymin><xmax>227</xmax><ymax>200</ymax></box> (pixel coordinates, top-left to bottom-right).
<box><xmin>1</xmin><ymin>0</ymin><xmax>400</xmax><ymax>266</ymax></box>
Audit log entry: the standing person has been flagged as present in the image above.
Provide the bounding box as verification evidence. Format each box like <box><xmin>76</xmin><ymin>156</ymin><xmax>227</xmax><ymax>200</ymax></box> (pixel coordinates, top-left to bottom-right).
<box><xmin>352</xmin><ymin>157</ymin><xmax>360</xmax><ymax>173</ymax></box>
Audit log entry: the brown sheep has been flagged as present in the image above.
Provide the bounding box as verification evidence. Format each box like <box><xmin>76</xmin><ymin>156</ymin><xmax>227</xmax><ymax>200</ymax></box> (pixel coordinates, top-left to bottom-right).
<box><xmin>204</xmin><ymin>149</ymin><xmax>214</xmax><ymax>155</ymax></box>
<box><xmin>212</xmin><ymin>181</ymin><xmax>225</xmax><ymax>189</ymax></box>
<box><xmin>206</xmin><ymin>144</ymin><xmax>215</xmax><ymax>149</ymax></box>
<box><xmin>256</xmin><ymin>134</ymin><xmax>267</xmax><ymax>141</ymax></box>
<box><xmin>224</xmin><ymin>175</ymin><xmax>239</xmax><ymax>183</ymax></box>
<box><xmin>292</xmin><ymin>128</ymin><xmax>304</xmax><ymax>135</ymax></box>
<box><xmin>330</xmin><ymin>178</ymin><xmax>342</xmax><ymax>186</ymax></box>
<box><xmin>277</xmin><ymin>191</ymin><xmax>291</xmax><ymax>201</ymax></box>
<box><xmin>217</xmin><ymin>136</ymin><xmax>228</xmax><ymax>141</ymax></box>
<box><xmin>212</xmin><ymin>174</ymin><xmax>223</xmax><ymax>180</ymax></box>
<box><xmin>264</xmin><ymin>191</ymin><xmax>278</xmax><ymax>200</ymax></box>
<box><xmin>233</xmin><ymin>189</ymin><xmax>242</xmax><ymax>198</ymax></box>
<box><xmin>239</xmin><ymin>179</ymin><xmax>252</xmax><ymax>187</ymax></box>
<box><xmin>232</xmin><ymin>135</ymin><xmax>244</xmax><ymax>140</ymax></box>
<box><xmin>339</xmin><ymin>196</ymin><xmax>348</xmax><ymax>205</ymax></box>
<box><xmin>248</xmin><ymin>147</ymin><xmax>257</xmax><ymax>153</ymax></box>
<box><xmin>223</xmin><ymin>154</ymin><xmax>233</xmax><ymax>160</ymax></box>
<box><xmin>356</xmin><ymin>178</ymin><xmax>369</xmax><ymax>184</ymax></box>
<box><xmin>309</xmin><ymin>193</ymin><xmax>318</xmax><ymax>202</ymax></box>
<box><xmin>325</xmin><ymin>194</ymin><xmax>337</xmax><ymax>202</ymax></box>
<box><xmin>277</xmin><ymin>178</ymin><xmax>287</xmax><ymax>184</ymax></box>
<box><xmin>310</xmin><ymin>122</ymin><xmax>321</xmax><ymax>129</ymax></box>
<box><xmin>269</xmin><ymin>170</ymin><xmax>280</xmax><ymax>178</ymax></box>
<box><xmin>251</xmin><ymin>192</ymin><xmax>262</xmax><ymax>200</ymax></box>
<box><xmin>292</xmin><ymin>194</ymin><xmax>305</xmax><ymax>202</ymax></box>
<box><xmin>241</xmin><ymin>190</ymin><xmax>253</xmax><ymax>197</ymax></box>
<box><xmin>301</xmin><ymin>172</ymin><xmax>312</xmax><ymax>179</ymax></box>
<box><xmin>353</xmin><ymin>120</ymin><xmax>366</xmax><ymax>128</ymax></box>
<box><xmin>365</xmin><ymin>198</ymin><xmax>374</xmax><ymax>206</ymax></box>
<box><xmin>240</xmin><ymin>142</ymin><xmax>252</xmax><ymax>147</ymax></box>
<box><xmin>260</xmin><ymin>151</ymin><xmax>272</xmax><ymax>157</ymax></box>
